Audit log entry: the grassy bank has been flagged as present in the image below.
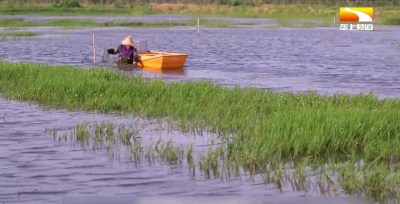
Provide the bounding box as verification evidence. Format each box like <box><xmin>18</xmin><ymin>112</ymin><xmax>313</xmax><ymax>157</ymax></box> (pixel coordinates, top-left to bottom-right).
<box><xmin>1</xmin><ymin>3</ymin><xmax>399</xmax><ymax>25</ymax></box>
<box><xmin>0</xmin><ymin>31</ymin><xmax>40</xmax><ymax>40</ymax></box>
<box><xmin>0</xmin><ymin>3</ymin><xmax>159</xmax><ymax>16</ymax></box>
<box><xmin>0</xmin><ymin>31</ymin><xmax>39</xmax><ymax>37</ymax></box>
<box><xmin>0</xmin><ymin>18</ymin><xmax>253</xmax><ymax>28</ymax></box>
<box><xmin>2</xmin><ymin>61</ymin><xmax>400</xmax><ymax>201</ymax></box>
<box><xmin>382</xmin><ymin>16</ymin><xmax>400</xmax><ymax>25</ymax></box>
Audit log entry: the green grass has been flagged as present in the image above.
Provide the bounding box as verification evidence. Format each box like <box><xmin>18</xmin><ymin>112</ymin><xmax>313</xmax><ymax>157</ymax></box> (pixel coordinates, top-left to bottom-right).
<box><xmin>0</xmin><ymin>31</ymin><xmax>40</xmax><ymax>40</ymax></box>
<box><xmin>0</xmin><ymin>31</ymin><xmax>39</xmax><ymax>37</ymax></box>
<box><xmin>0</xmin><ymin>5</ymin><xmax>159</xmax><ymax>16</ymax></box>
<box><xmin>1</xmin><ymin>3</ymin><xmax>398</xmax><ymax>25</ymax></box>
<box><xmin>382</xmin><ymin>16</ymin><xmax>400</xmax><ymax>25</ymax></box>
<box><xmin>2</xmin><ymin>61</ymin><xmax>400</xmax><ymax>201</ymax></box>
<box><xmin>0</xmin><ymin>18</ymin><xmax>253</xmax><ymax>28</ymax></box>
<box><xmin>1</xmin><ymin>3</ymin><xmax>399</xmax><ymax>28</ymax></box>
<box><xmin>265</xmin><ymin>17</ymin><xmax>333</xmax><ymax>28</ymax></box>
<box><xmin>0</xmin><ymin>17</ymin><xmax>333</xmax><ymax>30</ymax></box>
<box><xmin>175</xmin><ymin>4</ymin><xmax>340</xmax><ymax>19</ymax></box>
<box><xmin>47</xmin><ymin>121</ymin><xmax>187</xmax><ymax>165</ymax></box>
<box><xmin>48</xmin><ymin>120</ymin><xmax>400</xmax><ymax>201</ymax></box>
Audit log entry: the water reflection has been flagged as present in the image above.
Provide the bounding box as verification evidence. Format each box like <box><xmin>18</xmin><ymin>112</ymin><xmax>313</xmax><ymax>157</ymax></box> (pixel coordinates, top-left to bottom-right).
<box><xmin>100</xmin><ymin>55</ymin><xmax>187</xmax><ymax>76</ymax></box>
<box><xmin>99</xmin><ymin>61</ymin><xmax>187</xmax><ymax>77</ymax></box>
<box><xmin>141</xmin><ymin>67</ymin><xmax>186</xmax><ymax>76</ymax></box>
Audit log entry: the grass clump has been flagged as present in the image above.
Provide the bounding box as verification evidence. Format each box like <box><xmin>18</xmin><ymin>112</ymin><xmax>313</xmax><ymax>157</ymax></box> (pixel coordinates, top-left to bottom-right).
<box><xmin>47</xmin><ymin>121</ymin><xmax>189</xmax><ymax>166</ymax></box>
<box><xmin>2</xmin><ymin>61</ymin><xmax>400</xmax><ymax>201</ymax></box>
<box><xmin>382</xmin><ymin>16</ymin><xmax>400</xmax><ymax>25</ymax></box>
<box><xmin>0</xmin><ymin>31</ymin><xmax>39</xmax><ymax>37</ymax></box>
<box><xmin>0</xmin><ymin>31</ymin><xmax>40</xmax><ymax>40</ymax></box>
<box><xmin>52</xmin><ymin>0</ymin><xmax>83</xmax><ymax>9</ymax></box>
<box><xmin>0</xmin><ymin>19</ymin><xmax>41</xmax><ymax>27</ymax></box>
<box><xmin>0</xmin><ymin>18</ymin><xmax>245</xmax><ymax>28</ymax></box>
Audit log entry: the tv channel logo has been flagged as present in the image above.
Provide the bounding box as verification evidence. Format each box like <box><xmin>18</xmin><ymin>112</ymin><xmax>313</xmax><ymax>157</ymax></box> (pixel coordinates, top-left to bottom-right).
<box><xmin>339</xmin><ymin>7</ymin><xmax>373</xmax><ymax>31</ymax></box>
<box><xmin>340</xmin><ymin>7</ymin><xmax>373</xmax><ymax>22</ymax></box>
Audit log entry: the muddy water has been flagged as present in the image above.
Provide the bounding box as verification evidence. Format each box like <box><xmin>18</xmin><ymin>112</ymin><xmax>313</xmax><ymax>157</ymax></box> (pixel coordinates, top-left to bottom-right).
<box><xmin>1</xmin><ymin>22</ymin><xmax>400</xmax><ymax>203</ymax></box>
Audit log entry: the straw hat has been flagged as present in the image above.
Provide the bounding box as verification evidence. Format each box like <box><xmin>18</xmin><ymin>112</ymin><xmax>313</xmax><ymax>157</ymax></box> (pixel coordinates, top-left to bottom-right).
<box><xmin>121</xmin><ymin>35</ymin><xmax>134</xmax><ymax>46</ymax></box>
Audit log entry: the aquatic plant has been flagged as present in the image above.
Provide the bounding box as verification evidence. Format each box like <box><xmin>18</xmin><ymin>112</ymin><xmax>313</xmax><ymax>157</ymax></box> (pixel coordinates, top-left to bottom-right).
<box><xmin>48</xmin><ymin>120</ymin><xmax>400</xmax><ymax>202</ymax></box>
<box><xmin>0</xmin><ymin>18</ymin><xmax>252</xmax><ymax>28</ymax></box>
<box><xmin>2</xmin><ymin>61</ymin><xmax>400</xmax><ymax>201</ymax></box>
<box><xmin>0</xmin><ymin>31</ymin><xmax>40</xmax><ymax>41</ymax></box>
<box><xmin>46</xmin><ymin>121</ymin><xmax>189</xmax><ymax>166</ymax></box>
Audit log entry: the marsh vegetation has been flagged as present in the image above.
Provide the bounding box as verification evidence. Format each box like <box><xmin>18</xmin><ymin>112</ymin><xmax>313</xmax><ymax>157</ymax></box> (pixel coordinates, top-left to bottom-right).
<box><xmin>0</xmin><ymin>31</ymin><xmax>39</xmax><ymax>40</ymax></box>
<box><xmin>0</xmin><ymin>18</ymin><xmax>258</xmax><ymax>28</ymax></box>
<box><xmin>2</xmin><ymin>61</ymin><xmax>400</xmax><ymax>202</ymax></box>
<box><xmin>1</xmin><ymin>0</ymin><xmax>399</xmax><ymax>25</ymax></box>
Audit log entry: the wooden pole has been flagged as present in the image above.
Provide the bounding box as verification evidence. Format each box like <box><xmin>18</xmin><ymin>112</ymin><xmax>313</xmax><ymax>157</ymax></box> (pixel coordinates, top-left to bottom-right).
<box><xmin>93</xmin><ymin>33</ymin><xmax>96</xmax><ymax>64</ymax></box>
<box><xmin>334</xmin><ymin>15</ymin><xmax>336</xmax><ymax>26</ymax></box>
<box><xmin>170</xmin><ymin>17</ymin><xmax>171</xmax><ymax>27</ymax></box>
<box><xmin>197</xmin><ymin>18</ymin><xmax>199</xmax><ymax>34</ymax></box>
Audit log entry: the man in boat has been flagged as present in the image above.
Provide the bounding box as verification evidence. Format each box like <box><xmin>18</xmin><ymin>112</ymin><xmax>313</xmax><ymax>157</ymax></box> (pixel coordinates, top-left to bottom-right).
<box><xmin>106</xmin><ymin>36</ymin><xmax>140</xmax><ymax>65</ymax></box>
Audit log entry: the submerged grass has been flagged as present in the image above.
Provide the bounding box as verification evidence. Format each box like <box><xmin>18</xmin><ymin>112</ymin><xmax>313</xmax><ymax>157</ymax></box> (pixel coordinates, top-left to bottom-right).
<box><xmin>3</xmin><ymin>61</ymin><xmax>400</xmax><ymax>201</ymax></box>
<box><xmin>0</xmin><ymin>18</ymin><xmax>255</xmax><ymax>28</ymax></box>
<box><xmin>47</xmin><ymin>121</ymin><xmax>188</xmax><ymax>166</ymax></box>
<box><xmin>0</xmin><ymin>31</ymin><xmax>40</xmax><ymax>40</ymax></box>
<box><xmin>48</xmin><ymin>120</ymin><xmax>400</xmax><ymax>202</ymax></box>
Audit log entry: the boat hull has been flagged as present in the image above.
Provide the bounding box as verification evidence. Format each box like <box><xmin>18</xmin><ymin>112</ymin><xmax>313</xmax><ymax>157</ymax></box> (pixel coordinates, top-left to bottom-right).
<box><xmin>138</xmin><ymin>51</ymin><xmax>188</xmax><ymax>69</ymax></box>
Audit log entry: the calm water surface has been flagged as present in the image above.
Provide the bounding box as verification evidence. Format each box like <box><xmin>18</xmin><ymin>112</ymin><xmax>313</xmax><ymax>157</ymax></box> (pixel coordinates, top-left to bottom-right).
<box><xmin>1</xmin><ymin>20</ymin><xmax>399</xmax><ymax>203</ymax></box>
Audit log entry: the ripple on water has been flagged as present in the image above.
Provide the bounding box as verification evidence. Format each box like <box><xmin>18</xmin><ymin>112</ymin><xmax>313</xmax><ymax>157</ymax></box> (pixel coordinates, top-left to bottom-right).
<box><xmin>1</xmin><ymin>22</ymin><xmax>400</xmax><ymax>204</ymax></box>
<box><xmin>1</xmin><ymin>26</ymin><xmax>400</xmax><ymax>97</ymax></box>
<box><xmin>0</xmin><ymin>97</ymin><xmax>276</xmax><ymax>203</ymax></box>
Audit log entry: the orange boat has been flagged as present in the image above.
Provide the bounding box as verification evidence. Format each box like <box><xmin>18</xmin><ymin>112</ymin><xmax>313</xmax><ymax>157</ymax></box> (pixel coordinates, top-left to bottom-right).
<box><xmin>111</xmin><ymin>40</ymin><xmax>188</xmax><ymax>69</ymax></box>
<box><xmin>137</xmin><ymin>50</ymin><xmax>188</xmax><ymax>69</ymax></box>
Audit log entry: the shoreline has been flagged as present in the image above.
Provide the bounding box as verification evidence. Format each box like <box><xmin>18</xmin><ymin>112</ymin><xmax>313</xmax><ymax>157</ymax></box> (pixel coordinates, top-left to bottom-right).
<box><xmin>0</xmin><ymin>17</ymin><xmax>261</xmax><ymax>29</ymax></box>
<box><xmin>0</xmin><ymin>16</ymin><xmax>398</xmax><ymax>30</ymax></box>
<box><xmin>1</xmin><ymin>2</ymin><xmax>399</xmax><ymax>28</ymax></box>
<box><xmin>0</xmin><ymin>4</ymin><xmax>398</xmax><ymax>25</ymax></box>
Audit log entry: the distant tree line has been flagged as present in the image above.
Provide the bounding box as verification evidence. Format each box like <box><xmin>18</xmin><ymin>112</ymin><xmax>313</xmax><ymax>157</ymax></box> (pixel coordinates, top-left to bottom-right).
<box><xmin>0</xmin><ymin>0</ymin><xmax>398</xmax><ymax>7</ymax></box>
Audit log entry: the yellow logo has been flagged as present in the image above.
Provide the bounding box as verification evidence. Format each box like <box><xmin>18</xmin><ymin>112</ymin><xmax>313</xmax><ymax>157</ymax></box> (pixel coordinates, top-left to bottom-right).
<box><xmin>340</xmin><ymin>7</ymin><xmax>373</xmax><ymax>22</ymax></box>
